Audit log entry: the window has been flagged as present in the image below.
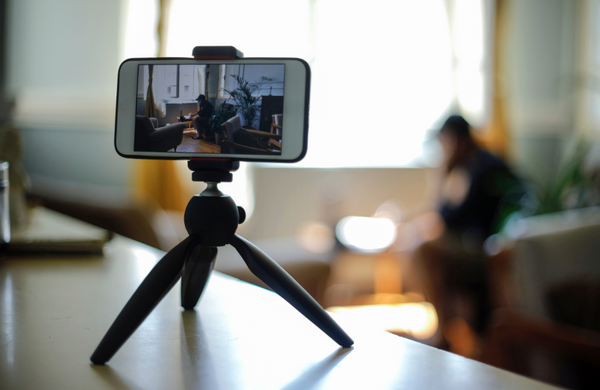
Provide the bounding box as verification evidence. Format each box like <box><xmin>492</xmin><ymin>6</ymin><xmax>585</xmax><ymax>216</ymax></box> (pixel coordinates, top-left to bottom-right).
<box><xmin>124</xmin><ymin>0</ymin><xmax>491</xmax><ymax>168</ymax></box>
<box><xmin>579</xmin><ymin>0</ymin><xmax>600</xmax><ymax>134</ymax></box>
<box><xmin>450</xmin><ymin>0</ymin><xmax>493</xmax><ymax>129</ymax></box>
<box><xmin>306</xmin><ymin>0</ymin><xmax>454</xmax><ymax>167</ymax></box>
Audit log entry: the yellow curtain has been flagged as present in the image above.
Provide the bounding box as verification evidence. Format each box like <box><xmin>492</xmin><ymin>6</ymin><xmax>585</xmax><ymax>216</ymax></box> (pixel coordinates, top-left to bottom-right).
<box><xmin>477</xmin><ymin>0</ymin><xmax>510</xmax><ymax>159</ymax></box>
<box><xmin>132</xmin><ymin>0</ymin><xmax>188</xmax><ymax>213</ymax></box>
<box><xmin>133</xmin><ymin>159</ymin><xmax>188</xmax><ymax>211</ymax></box>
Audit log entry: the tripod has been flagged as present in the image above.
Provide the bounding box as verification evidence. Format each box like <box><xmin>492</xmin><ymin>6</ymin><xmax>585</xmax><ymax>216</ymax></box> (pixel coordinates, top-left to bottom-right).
<box><xmin>90</xmin><ymin>160</ymin><xmax>354</xmax><ymax>364</ymax></box>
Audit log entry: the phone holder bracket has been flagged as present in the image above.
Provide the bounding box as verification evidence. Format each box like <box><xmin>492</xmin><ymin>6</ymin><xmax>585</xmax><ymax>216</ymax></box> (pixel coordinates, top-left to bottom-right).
<box><xmin>188</xmin><ymin>159</ymin><xmax>239</xmax><ymax>183</ymax></box>
<box><xmin>192</xmin><ymin>46</ymin><xmax>244</xmax><ymax>60</ymax></box>
<box><xmin>188</xmin><ymin>46</ymin><xmax>243</xmax><ymax>183</ymax></box>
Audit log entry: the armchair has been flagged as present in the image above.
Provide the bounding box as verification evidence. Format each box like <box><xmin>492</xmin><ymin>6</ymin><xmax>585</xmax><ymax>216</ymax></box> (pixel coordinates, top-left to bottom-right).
<box><xmin>482</xmin><ymin>208</ymin><xmax>600</xmax><ymax>388</ymax></box>
<box><xmin>134</xmin><ymin>115</ymin><xmax>185</xmax><ymax>152</ymax></box>
<box><xmin>219</xmin><ymin>115</ymin><xmax>281</xmax><ymax>155</ymax></box>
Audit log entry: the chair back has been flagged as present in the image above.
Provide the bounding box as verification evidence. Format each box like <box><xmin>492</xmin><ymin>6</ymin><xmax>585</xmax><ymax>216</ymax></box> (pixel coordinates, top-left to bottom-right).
<box><xmin>508</xmin><ymin>208</ymin><xmax>600</xmax><ymax>317</ymax></box>
<box><xmin>135</xmin><ymin>116</ymin><xmax>156</xmax><ymax>138</ymax></box>
<box><xmin>222</xmin><ymin>116</ymin><xmax>242</xmax><ymax>141</ymax></box>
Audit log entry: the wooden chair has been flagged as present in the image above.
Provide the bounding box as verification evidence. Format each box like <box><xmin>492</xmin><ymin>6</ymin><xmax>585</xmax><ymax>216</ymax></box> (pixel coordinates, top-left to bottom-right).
<box><xmin>220</xmin><ymin>115</ymin><xmax>281</xmax><ymax>155</ymax></box>
<box><xmin>270</xmin><ymin>114</ymin><xmax>283</xmax><ymax>135</ymax></box>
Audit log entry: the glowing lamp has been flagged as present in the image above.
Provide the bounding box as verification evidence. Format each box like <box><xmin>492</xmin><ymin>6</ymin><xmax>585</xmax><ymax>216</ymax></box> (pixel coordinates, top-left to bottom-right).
<box><xmin>335</xmin><ymin>216</ymin><xmax>397</xmax><ymax>253</ymax></box>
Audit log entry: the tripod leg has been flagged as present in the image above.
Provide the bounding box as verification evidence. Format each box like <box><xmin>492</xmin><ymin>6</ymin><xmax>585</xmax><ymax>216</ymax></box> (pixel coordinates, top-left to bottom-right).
<box><xmin>90</xmin><ymin>236</ymin><xmax>198</xmax><ymax>364</ymax></box>
<box><xmin>181</xmin><ymin>246</ymin><xmax>217</xmax><ymax>310</ymax></box>
<box><xmin>230</xmin><ymin>234</ymin><xmax>354</xmax><ymax>348</ymax></box>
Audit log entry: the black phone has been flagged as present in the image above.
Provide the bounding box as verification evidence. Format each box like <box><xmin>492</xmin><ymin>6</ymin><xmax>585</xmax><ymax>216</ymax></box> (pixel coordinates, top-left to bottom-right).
<box><xmin>114</xmin><ymin>57</ymin><xmax>310</xmax><ymax>162</ymax></box>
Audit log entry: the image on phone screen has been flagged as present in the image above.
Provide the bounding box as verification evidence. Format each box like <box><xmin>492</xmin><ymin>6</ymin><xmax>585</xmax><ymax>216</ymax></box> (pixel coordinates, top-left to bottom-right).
<box><xmin>134</xmin><ymin>63</ymin><xmax>285</xmax><ymax>156</ymax></box>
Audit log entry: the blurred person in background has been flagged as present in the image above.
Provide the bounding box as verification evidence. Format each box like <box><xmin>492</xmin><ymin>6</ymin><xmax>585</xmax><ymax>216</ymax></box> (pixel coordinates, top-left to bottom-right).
<box><xmin>415</xmin><ymin>115</ymin><xmax>523</xmax><ymax>355</ymax></box>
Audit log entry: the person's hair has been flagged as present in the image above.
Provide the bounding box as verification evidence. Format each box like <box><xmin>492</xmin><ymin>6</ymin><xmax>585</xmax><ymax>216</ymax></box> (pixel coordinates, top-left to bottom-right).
<box><xmin>439</xmin><ymin>115</ymin><xmax>471</xmax><ymax>139</ymax></box>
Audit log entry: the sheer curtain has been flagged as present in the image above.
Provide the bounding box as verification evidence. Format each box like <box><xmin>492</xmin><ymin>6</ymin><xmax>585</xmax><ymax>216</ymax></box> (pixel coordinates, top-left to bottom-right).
<box><xmin>123</xmin><ymin>0</ymin><xmax>189</xmax><ymax>215</ymax></box>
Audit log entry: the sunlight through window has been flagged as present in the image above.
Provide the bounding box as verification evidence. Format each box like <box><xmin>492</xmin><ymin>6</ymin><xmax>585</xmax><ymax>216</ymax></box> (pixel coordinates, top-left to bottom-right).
<box><xmin>124</xmin><ymin>0</ymin><xmax>490</xmax><ymax>168</ymax></box>
<box><xmin>122</xmin><ymin>0</ymin><xmax>158</xmax><ymax>59</ymax></box>
<box><xmin>306</xmin><ymin>0</ymin><xmax>453</xmax><ymax>168</ymax></box>
<box><xmin>452</xmin><ymin>0</ymin><xmax>490</xmax><ymax>127</ymax></box>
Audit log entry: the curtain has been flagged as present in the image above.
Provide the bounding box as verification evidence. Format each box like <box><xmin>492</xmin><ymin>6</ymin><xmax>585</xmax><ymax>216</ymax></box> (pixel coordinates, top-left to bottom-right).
<box><xmin>478</xmin><ymin>0</ymin><xmax>510</xmax><ymax>158</ymax></box>
<box><xmin>144</xmin><ymin>65</ymin><xmax>157</xmax><ymax>118</ymax></box>
<box><xmin>132</xmin><ymin>159</ymin><xmax>188</xmax><ymax>212</ymax></box>
<box><xmin>132</xmin><ymin>0</ymin><xmax>188</xmax><ymax>214</ymax></box>
<box><xmin>204</xmin><ymin>67</ymin><xmax>209</xmax><ymax>99</ymax></box>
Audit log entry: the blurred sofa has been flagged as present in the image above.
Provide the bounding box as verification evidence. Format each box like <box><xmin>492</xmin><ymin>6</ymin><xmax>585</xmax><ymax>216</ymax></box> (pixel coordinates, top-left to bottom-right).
<box><xmin>213</xmin><ymin>236</ymin><xmax>332</xmax><ymax>305</ymax></box>
<box><xmin>483</xmin><ymin>207</ymin><xmax>600</xmax><ymax>389</ymax></box>
<box><xmin>31</xmin><ymin>193</ymin><xmax>331</xmax><ymax>303</ymax></box>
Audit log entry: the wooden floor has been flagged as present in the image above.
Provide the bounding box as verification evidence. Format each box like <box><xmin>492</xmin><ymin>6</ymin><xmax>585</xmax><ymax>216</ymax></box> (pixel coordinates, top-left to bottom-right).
<box><xmin>176</xmin><ymin>130</ymin><xmax>221</xmax><ymax>153</ymax></box>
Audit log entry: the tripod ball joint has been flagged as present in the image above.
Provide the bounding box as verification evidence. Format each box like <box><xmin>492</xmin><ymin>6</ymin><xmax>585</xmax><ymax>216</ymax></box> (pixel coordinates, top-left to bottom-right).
<box><xmin>237</xmin><ymin>206</ymin><xmax>246</xmax><ymax>224</ymax></box>
<box><xmin>184</xmin><ymin>194</ymin><xmax>240</xmax><ymax>246</ymax></box>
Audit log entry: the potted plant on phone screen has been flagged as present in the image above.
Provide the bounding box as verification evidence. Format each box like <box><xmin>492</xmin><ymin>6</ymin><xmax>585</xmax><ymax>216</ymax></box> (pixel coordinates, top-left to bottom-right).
<box><xmin>224</xmin><ymin>75</ymin><xmax>262</xmax><ymax>129</ymax></box>
<box><xmin>210</xmin><ymin>103</ymin><xmax>236</xmax><ymax>145</ymax></box>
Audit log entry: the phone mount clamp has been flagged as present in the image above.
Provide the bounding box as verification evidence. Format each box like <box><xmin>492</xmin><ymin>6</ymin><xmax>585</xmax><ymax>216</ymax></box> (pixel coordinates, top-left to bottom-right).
<box><xmin>90</xmin><ymin>47</ymin><xmax>353</xmax><ymax>365</ymax></box>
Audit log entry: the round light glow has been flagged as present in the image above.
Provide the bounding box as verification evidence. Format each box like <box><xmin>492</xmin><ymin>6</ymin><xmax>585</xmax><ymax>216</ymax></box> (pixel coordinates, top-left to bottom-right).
<box><xmin>327</xmin><ymin>302</ymin><xmax>438</xmax><ymax>340</ymax></box>
<box><xmin>335</xmin><ymin>216</ymin><xmax>397</xmax><ymax>253</ymax></box>
<box><xmin>296</xmin><ymin>221</ymin><xmax>336</xmax><ymax>254</ymax></box>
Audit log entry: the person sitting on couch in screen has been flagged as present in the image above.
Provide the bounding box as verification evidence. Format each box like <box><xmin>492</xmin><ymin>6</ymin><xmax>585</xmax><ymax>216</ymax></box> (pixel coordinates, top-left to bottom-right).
<box><xmin>182</xmin><ymin>94</ymin><xmax>214</xmax><ymax>140</ymax></box>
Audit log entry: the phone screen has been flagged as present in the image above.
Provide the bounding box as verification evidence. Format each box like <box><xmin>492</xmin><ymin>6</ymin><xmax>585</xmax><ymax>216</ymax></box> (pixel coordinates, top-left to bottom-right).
<box><xmin>134</xmin><ymin>63</ymin><xmax>285</xmax><ymax>156</ymax></box>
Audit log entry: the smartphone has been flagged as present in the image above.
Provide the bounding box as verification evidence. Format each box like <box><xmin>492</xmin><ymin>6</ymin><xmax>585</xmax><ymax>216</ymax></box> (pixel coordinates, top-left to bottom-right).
<box><xmin>115</xmin><ymin>57</ymin><xmax>310</xmax><ymax>162</ymax></box>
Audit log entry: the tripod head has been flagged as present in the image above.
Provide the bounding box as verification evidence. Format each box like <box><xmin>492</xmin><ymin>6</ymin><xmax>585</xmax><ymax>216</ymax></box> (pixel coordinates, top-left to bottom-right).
<box><xmin>185</xmin><ymin>158</ymin><xmax>245</xmax><ymax>247</ymax></box>
<box><xmin>188</xmin><ymin>158</ymin><xmax>239</xmax><ymax>183</ymax></box>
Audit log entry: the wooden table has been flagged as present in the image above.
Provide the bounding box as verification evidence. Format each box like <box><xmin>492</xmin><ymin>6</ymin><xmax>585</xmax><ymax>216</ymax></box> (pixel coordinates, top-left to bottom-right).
<box><xmin>0</xmin><ymin>214</ymin><xmax>559</xmax><ymax>389</ymax></box>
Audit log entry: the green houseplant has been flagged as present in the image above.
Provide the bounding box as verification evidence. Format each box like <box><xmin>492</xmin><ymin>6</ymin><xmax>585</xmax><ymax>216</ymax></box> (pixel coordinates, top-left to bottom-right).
<box><xmin>209</xmin><ymin>102</ymin><xmax>236</xmax><ymax>144</ymax></box>
<box><xmin>223</xmin><ymin>75</ymin><xmax>262</xmax><ymax>129</ymax></box>
<box><xmin>530</xmin><ymin>140</ymin><xmax>600</xmax><ymax>215</ymax></box>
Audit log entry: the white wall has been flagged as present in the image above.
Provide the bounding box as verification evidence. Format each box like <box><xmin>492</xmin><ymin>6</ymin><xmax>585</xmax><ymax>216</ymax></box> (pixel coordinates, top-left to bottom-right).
<box><xmin>6</xmin><ymin>0</ymin><xmax>124</xmax><ymax>97</ymax></box>
<box><xmin>238</xmin><ymin>166</ymin><xmax>434</xmax><ymax>242</ymax></box>
<box><xmin>504</xmin><ymin>0</ymin><xmax>580</xmax><ymax>184</ymax></box>
<box><xmin>6</xmin><ymin>0</ymin><xmax>133</xmax><ymax>203</ymax></box>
